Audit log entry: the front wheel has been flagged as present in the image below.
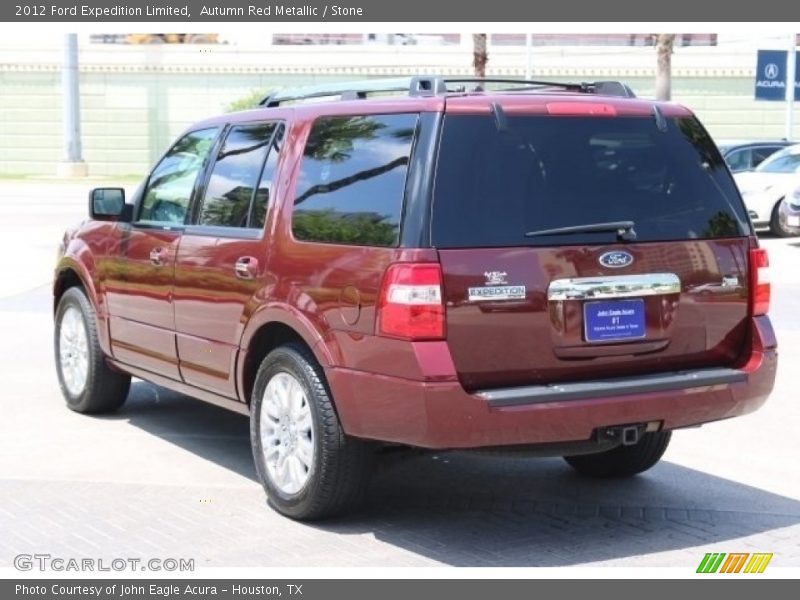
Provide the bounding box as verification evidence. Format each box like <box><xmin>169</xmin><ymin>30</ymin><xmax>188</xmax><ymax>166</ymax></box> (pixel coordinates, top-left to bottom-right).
<box><xmin>770</xmin><ymin>200</ymin><xmax>797</xmax><ymax>237</ymax></box>
<box><xmin>564</xmin><ymin>431</ymin><xmax>671</xmax><ymax>478</ymax></box>
<box><xmin>250</xmin><ymin>344</ymin><xmax>372</xmax><ymax>520</ymax></box>
<box><xmin>54</xmin><ymin>287</ymin><xmax>130</xmax><ymax>413</ymax></box>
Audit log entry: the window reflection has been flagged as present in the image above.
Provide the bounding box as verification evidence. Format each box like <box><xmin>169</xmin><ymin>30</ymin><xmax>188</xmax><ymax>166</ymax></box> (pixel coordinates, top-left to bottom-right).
<box><xmin>199</xmin><ymin>123</ymin><xmax>277</xmax><ymax>228</ymax></box>
<box><xmin>252</xmin><ymin>125</ymin><xmax>284</xmax><ymax>229</ymax></box>
<box><xmin>139</xmin><ymin>128</ymin><xmax>219</xmax><ymax>224</ymax></box>
<box><xmin>292</xmin><ymin>114</ymin><xmax>417</xmax><ymax>246</ymax></box>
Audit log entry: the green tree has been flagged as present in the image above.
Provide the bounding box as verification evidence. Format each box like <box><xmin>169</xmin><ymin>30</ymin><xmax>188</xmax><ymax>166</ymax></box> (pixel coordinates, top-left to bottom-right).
<box><xmin>303</xmin><ymin>116</ymin><xmax>385</xmax><ymax>162</ymax></box>
<box><xmin>225</xmin><ymin>90</ymin><xmax>268</xmax><ymax>113</ymax></box>
<box><xmin>293</xmin><ymin>209</ymin><xmax>398</xmax><ymax>246</ymax></box>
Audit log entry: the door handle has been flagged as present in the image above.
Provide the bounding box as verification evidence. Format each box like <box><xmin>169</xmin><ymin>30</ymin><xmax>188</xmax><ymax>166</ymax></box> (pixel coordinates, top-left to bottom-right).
<box><xmin>235</xmin><ymin>256</ymin><xmax>258</xmax><ymax>280</ymax></box>
<box><xmin>149</xmin><ymin>247</ymin><xmax>167</xmax><ymax>267</ymax></box>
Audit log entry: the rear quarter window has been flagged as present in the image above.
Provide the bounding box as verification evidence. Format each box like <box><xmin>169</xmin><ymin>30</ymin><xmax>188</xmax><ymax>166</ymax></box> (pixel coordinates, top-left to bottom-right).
<box><xmin>432</xmin><ymin>114</ymin><xmax>750</xmax><ymax>248</ymax></box>
<box><xmin>291</xmin><ymin>113</ymin><xmax>418</xmax><ymax>247</ymax></box>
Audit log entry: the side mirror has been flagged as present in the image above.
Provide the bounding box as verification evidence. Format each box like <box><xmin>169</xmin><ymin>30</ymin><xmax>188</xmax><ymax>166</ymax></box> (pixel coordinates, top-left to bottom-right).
<box><xmin>89</xmin><ymin>188</ymin><xmax>131</xmax><ymax>222</ymax></box>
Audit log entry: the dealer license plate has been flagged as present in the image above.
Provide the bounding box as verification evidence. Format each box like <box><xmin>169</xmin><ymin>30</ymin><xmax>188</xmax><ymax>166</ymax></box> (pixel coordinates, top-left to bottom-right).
<box><xmin>584</xmin><ymin>299</ymin><xmax>646</xmax><ymax>343</ymax></box>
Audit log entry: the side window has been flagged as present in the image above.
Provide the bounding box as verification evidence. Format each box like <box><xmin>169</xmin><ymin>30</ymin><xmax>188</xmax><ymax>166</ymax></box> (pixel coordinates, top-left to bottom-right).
<box><xmin>752</xmin><ymin>146</ymin><xmax>781</xmax><ymax>167</ymax></box>
<box><xmin>725</xmin><ymin>149</ymin><xmax>751</xmax><ymax>172</ymax></box>
<box><xmin>291</xmin><ymin>113</ymin><xmax>418</xmax><ymax>247</ymax></box>
<box><xmin>198</xmin><ymin>122</ymin><xmax>280</xmax><ymax>229</ymax></box>
<box><xmin>139</xmin><ymin>128</ymin><xmax>218</xmax><ymax>224</ymax></box>
<box><xmin>252</xmin><ymin>124</ymin><xmax>285</xmax><ymax>229</ymax></box>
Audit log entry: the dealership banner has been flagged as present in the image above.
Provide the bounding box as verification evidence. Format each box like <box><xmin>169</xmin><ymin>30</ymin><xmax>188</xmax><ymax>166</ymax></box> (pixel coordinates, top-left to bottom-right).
<box><xmin>3</xmin><ymin>0</ymin><xmax>800</xmax><ymax>21</ymax></box>
<box><xmin>754</xmin><ymin>49</ymin><xmax>800</xmax><ymax>101</ymax></box>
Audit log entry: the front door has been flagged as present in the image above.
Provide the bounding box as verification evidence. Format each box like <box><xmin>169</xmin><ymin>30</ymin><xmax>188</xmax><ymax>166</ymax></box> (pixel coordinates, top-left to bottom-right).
<box><xmin>105</xmin><ymin>127</ymin><xmax>220</xmax><ymax>379</ymax></box>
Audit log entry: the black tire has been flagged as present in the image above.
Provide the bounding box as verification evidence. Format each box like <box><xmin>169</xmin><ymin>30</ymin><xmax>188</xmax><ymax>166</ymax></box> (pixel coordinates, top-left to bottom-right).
<box><xmin>250</xmin><ymin>343</ymin><xmax>372</xmax><ymax>520</ymax></box>
<box><xmin>769</xmin><ymin>200</ymin><xmax>795</xmax><ymax>237</ymax></box>
<box><xmin>54</xmin><ymin>287</ymin><xmax>130</xmax><ymax>413</ymax></box>
<box><xmin>564</xmin><ymin>431</ymin><xmax>671</xmax><ymax>478</ymax></box>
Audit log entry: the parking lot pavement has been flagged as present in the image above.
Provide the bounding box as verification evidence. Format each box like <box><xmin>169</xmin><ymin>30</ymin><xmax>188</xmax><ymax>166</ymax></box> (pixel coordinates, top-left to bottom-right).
<box><xmin>1</xmin><ymin>181</ymin><xmax>799</xmax><ymax>568</ymax></box>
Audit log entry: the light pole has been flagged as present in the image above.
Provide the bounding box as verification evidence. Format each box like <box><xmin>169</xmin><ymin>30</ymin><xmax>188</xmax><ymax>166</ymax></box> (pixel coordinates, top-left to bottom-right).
<box><xmin>57</xmin><ymin>33</ymin><xmax>87</xmax><ymax>177</ymax></box>
<box><xmin>525</xmin><ymin>33</ymin><xmax>532</xmax><ymax>79</ymax></box>
<box><xmin>786</xmin><ymin>32</ymin><xmax>796</xmax><ymax>140</ymax></box>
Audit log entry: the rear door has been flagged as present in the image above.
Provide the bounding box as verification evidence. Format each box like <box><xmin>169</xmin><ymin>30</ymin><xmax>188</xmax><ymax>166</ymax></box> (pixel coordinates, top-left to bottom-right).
<box><xmin>173</xmin><ymin>121</ymin><xmax>285</xmax><ymax>397</ymax></box>
<box><xmin>432</xmin><ymin>102</ymin><xmax>753</xmax><ymax>390</ymax></box>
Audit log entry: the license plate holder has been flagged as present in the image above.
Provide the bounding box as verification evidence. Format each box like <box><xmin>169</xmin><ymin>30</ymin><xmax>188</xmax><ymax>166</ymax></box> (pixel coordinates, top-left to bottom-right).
<box><xmin>583</xmin><ymin>299</ymin><xmax>646</xmax><ymax>343</ymax></box>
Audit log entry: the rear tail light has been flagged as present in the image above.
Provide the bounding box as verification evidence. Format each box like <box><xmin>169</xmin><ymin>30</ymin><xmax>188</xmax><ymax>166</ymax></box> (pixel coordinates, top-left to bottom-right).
<box><xmin>377</xmin><ymin>263</ymin><xmax>445</xmax><ymax>340</ymax></box>
<box><xmin>749</xmin><ymin>247</ymin><xmax>770</xmax><ymax>316</ymax></box>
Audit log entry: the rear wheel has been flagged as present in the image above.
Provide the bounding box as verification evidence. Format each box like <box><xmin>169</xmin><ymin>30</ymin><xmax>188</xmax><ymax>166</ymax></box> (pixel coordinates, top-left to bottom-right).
<box><xmin>770</xmin><ymin>199</ymin><xmax>796</xmax><ymax>237</ymax></box>
<box><xmin>564</xmin><ymin>431</ymin><xmax>671</xmax><ymax>478</ymax></box>
<box><xmin>250</xmin><ymin>344</ymin><xmax>372</xmax><ymax>520</ymax></box>
<box><xmin>54</xmin><ymin>287</ymin><xmax>130</xmax><ymax>413</ymax></box>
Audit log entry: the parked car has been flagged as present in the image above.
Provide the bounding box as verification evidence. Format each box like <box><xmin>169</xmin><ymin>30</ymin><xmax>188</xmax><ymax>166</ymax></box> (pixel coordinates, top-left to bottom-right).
<box><xmin>777</xmin><ymin>184</ymin><xmax>800</xmax><ymax>234</ymax></box>
<box><xmin>53</xmin><ymin>76</ymin><xmax>777</xmax><ymax>520</ymax></box>
<box><xmin>734</xmin><ymin>143</ymin><xmax>800</xmax><ymax>236</ymax></box>
<box><xmin>717</xmin><ymin>139</ymin><xmax>793</xmax><ymax>173</ymax></box>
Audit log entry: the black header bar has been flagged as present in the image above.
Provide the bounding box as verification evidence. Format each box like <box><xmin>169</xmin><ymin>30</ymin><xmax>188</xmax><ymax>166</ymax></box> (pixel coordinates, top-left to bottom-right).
<box><xmin>2</xmin><ymin>0</ymin><xmax>800</xmax><ymax>22</ymax></box>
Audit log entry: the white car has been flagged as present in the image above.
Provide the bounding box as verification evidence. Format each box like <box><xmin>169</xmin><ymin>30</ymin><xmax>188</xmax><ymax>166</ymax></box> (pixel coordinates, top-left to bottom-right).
<box><xmin>733</xmin><ymin>144</ymin><xmax>800</xmax><ymax>236</ymax></box>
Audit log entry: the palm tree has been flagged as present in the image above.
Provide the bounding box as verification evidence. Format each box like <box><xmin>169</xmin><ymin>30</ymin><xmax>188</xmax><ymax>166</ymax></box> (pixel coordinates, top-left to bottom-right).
<box><xmin>655</xmin><ymin>34</ymin><xmax>676</xmax><ymax>101</ymax></box>
<box><xmin>472</xmin><ymin>34</ymin><xmax>488</xmax><ymax>78</ymax></box>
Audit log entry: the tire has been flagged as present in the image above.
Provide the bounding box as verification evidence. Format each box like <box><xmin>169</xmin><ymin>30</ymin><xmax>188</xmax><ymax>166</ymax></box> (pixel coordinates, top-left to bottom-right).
<box><xmin>54</xmin><ymin>287</ymin><xmax>130</xmax><ymax>413</ymax></box>
<box><xmin>250</xmin><ymin>344</ymin><xmax>372</xmax><ymax>520</ymax></box>
<box><xmin>769</xmin><ymin>200</ymin><xmax>795</xmax><ymax>237</ymax></box>
<box><xmin>564</xmin><ymin>431</ymin><xmax>671</xmax><ymax>478</ymax></box>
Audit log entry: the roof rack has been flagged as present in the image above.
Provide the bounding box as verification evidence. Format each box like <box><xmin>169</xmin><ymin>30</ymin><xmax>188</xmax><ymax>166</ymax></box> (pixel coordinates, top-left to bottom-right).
<box><xmin>258</xmin><ymin>75</ymin><xmax>636</xmax><ymax>107</ymax></box>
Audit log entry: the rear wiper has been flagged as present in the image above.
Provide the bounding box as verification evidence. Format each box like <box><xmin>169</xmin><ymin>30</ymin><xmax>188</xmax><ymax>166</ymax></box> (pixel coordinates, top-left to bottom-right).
<box><xmin>524</xmin><ymin>220</ymin><xmax>637</xmax><ymax>242</ymax></box>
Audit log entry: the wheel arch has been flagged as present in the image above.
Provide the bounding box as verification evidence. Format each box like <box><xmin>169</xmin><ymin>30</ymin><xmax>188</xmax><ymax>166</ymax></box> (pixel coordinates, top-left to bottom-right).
<box><xmin>53</xmin><ymin>259</ymin><xmax>98</xmax><ymax>315</ymax></box>
<box><xmin>237</xmin><ymin>308</ymin><xmax>340</xmax><ymax>406</ymax></box>
<box><xmin>54</xmin><ymin>256</ymin><xmax>110</xmax><ymax>355</ymax></box>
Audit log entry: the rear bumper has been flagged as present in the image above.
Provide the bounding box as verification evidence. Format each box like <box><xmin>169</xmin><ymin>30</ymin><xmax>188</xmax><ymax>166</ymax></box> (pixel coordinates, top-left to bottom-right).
<box><xmin>326</xmin><ymin>316</ymin><xmax>777</xmax><ymax>449</ymax></box>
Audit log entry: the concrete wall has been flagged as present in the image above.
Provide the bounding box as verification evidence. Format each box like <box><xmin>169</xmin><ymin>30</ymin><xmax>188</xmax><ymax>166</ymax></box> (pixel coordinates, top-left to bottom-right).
<box><xmin>0</xmin><ymin>35</ymin><xmax>797</xmax><ymax>177</ymax></box>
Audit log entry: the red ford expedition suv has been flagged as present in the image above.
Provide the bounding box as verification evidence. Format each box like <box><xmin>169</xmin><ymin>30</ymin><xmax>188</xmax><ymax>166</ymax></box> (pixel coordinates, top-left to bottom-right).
<box><xmin>53</xmin><ymin>77</ymin><xmax>777</xmax><ymax>520</ymax></box>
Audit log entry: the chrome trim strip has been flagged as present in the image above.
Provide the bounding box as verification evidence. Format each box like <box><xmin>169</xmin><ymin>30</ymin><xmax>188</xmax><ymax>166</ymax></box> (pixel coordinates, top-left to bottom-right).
<box><xmin>478</xmin><ymin>367</ymin><xmax>747</xmax><ymax>408</ymax></box>
<box><xmin>547</xmin><ymin>273</ymin><xmax>681</xmax><ymax>301</ymax></box>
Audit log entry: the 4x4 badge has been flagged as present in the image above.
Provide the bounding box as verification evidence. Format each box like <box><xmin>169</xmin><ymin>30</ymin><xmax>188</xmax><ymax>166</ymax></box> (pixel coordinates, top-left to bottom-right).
<box><xmin>599</xmin><ymin>251</ymin><xmax>634</xmax><ymax>268</ymax></box>
<box><xmin>484</xmin><ymin>271</ymin><xmax>508</xmax><ymax>285</ymax></box>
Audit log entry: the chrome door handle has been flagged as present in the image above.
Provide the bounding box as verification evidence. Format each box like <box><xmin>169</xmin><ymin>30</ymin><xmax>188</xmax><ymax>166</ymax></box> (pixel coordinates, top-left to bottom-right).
<box><xmin>235</xmin><ymin>256</ymin><xmax>258</xmax><ymax>280</ymax></box>
<box><xmin>149</xmin><ymin>247</ymin><xmax>166</xmax><ymax>267</ymax></box>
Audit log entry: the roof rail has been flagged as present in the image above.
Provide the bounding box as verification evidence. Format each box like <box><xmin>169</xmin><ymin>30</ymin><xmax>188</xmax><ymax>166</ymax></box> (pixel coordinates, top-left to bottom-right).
<box><xmin>259</xmin><ymin>77</ymin><xmax>414</xmax><ymax>107</ymax></box>
<box><xmin>257</xmin><ymin>75</ymin><xmax>636</xmax><ymax>107</ymax></box>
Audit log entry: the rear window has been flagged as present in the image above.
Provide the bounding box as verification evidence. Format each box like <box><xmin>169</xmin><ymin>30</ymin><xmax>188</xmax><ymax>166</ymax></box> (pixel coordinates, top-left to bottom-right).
<box><xmin>432</xmin><ymin>115</ymin><xmax>750</xmax><ymax>248</ymax></box>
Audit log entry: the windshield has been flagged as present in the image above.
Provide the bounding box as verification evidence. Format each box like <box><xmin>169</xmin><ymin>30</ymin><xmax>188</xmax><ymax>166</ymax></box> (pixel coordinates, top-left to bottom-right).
<box><xmin>431</xmin><ymin>114</ymin><xmax>750</xmax><ymax>248</ymax></box>
<box><xmin>755</xmin><ymin>146</ymin><xmax>800</xmax><ymax>173</ymax></box>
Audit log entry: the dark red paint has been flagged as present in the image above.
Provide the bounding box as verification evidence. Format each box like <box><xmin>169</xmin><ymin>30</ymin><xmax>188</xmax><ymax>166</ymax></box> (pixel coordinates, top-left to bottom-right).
<box><xmin>54</xmin><ymin>92</ymin><xmax>777</xmax><ymax>449</ymax></box>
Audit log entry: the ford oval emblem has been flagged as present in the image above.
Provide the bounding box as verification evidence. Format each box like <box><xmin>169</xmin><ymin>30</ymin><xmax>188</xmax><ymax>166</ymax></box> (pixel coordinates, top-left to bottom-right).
<box><xmin>598</xmin><ymin>250</ymin><xmax>634</xmax><ymax>268</ymax></box>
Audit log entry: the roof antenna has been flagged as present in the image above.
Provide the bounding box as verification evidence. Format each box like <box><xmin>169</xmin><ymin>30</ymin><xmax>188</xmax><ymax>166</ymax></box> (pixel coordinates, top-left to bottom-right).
<box><xmin>652</xmin><ymin>105</ymin><xmax>668</xmax><ymax>133</ymax></box>
<box><xmin>491</xmin><ymin>101</ymin><xmax>509</xmax><ymax>133</ymax></box>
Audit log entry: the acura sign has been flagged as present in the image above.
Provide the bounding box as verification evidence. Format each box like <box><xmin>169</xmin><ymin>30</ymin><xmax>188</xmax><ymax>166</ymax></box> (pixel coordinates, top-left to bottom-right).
<box><xmin>755</xmin><ymin>49</ymin><xmax>800</xmax><ymax>101</ymax></box>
